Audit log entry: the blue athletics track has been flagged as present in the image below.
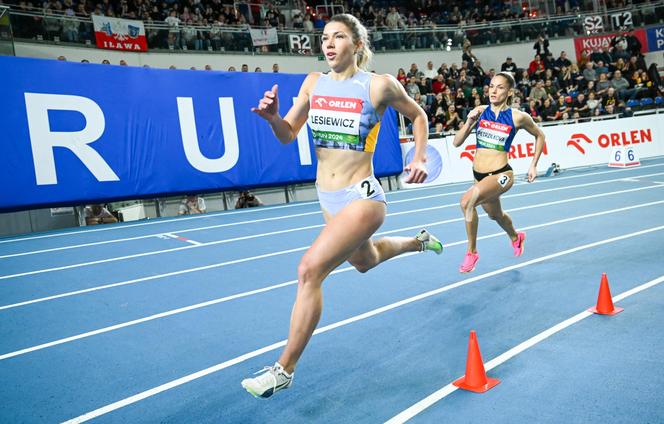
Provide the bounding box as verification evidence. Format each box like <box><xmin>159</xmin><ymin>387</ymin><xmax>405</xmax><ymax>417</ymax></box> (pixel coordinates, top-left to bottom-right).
<box><xmin>1</xmin><ymin>157</ymin><xmax>663</xmax><ymax>424</ymax></box>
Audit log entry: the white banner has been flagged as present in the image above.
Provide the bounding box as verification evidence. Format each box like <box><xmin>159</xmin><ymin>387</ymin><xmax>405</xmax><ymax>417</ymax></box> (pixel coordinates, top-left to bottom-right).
<box><xmin>401</xmin><ymin>115</ymin><xmax>664</xmax><ymax>188</ymax></box>
<box><xmin>249</xmin><ymin>28</ymin><xmax>278</xmax><ymax>46</ymax></box>
<box><xmin>92</xmin><ymin>15</ymin><xmax>147</xmax><ymax>51</ymax></box>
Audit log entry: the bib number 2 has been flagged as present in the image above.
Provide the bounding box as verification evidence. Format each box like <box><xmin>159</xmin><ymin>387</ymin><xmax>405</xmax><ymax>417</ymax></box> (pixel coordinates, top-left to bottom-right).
<box><xmin>360</xmin><ymin>180</ymin><xmax>376</xmax><ymax>198</ymax></box>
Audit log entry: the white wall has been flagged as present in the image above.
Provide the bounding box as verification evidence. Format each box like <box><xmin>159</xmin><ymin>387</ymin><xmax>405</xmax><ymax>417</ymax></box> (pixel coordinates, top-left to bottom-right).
<box><xmin>14</xmin><ymin>41</ymin><xmax>330</xmax><ymax>72</ymax></box>
<box><xmin>401</xmin><ymin>113</ymin><xmax>664</xmax><ymax>188</ymax></box>
<box><xmin>14</xmin><ymin>37</ymin><xmax>662</xmax><ymax>75</ymax></box>
<box><xmin>12</xmin><ymin>38</ymin><xmax>576</xmax><ymax>74</ymax></box>
<box><xmin>370</xmin><ymin>38</ymin><xmax>577</xmax><ymax>74</ymax></box>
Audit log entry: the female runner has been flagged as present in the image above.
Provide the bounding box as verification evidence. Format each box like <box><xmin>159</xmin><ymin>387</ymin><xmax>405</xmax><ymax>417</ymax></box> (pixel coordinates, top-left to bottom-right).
<box><xmin>453</xmin><ymin>72</ymin><xmax>545</xmax><ymax>273</ymax></box>
<box><xmin>242</xmin><ymin>14</ymin><xmax>443</xmax><ymax>398</ymax></box>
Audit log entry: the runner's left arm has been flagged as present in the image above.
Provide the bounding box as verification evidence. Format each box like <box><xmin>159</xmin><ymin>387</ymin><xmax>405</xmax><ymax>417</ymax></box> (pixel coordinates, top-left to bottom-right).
<box><xmin>378</xmin><ymin>74</ymin><xmax>429</xmax><ymax>184</ymax></box>
<box><xmin>517</xmin><ymin>110</ymin><xmax>546</xmax><ymax>182</ymax></box>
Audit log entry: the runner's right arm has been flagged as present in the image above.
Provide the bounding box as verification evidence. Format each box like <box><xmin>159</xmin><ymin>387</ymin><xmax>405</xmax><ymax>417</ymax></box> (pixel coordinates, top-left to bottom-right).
<box><xmin>252</xmin><ymin>73</ymin><xmax>320</xmax><ymax>144</ymax></box>
<box><xmin>453</xmin><ymin>106</ymin><xmax>484</xmax><ymax>147</ymax></box>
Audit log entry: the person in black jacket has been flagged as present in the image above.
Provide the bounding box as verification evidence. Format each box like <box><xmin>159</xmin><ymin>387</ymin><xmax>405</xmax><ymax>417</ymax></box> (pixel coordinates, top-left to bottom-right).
<box><xmin>501</xmin><ymin>57</ymin><xmax>517</xmax><ymax>73</ymax></box>
<box><xmin>533</xmin><ymin>34</ymin><xmax>550</xmax><ymax>57</ymax></box>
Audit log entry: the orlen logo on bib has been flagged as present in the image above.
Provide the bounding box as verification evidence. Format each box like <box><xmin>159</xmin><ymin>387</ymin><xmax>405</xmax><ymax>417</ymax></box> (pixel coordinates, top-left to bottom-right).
<box><xmin>478</xmin><ymin>120</ymin><xmax>512</xmax><ymax>133</ymax></box>
<box><xmin>311</xmin><ymin>95</ymin><xmax>363</xmax><ymax>113</ymax></box>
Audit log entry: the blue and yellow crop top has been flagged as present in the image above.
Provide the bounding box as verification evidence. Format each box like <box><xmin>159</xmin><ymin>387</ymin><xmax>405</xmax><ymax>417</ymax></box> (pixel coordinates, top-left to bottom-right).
<box><xmin>475</xmin><ymin>107</ymin><xmax>517</xmax><ymax>152</ymax></box>
<box><xmin>307</xmin><ymin>70</ymin><xmax>381</xmax><ymax>153</ymax></box>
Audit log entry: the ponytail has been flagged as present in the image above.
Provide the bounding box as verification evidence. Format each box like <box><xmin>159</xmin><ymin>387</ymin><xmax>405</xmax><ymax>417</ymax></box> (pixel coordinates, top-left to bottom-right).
<box><xmin>329</xmin><ymin>14</ymin><xmax>373</xmax><ymax>70</ymax></box>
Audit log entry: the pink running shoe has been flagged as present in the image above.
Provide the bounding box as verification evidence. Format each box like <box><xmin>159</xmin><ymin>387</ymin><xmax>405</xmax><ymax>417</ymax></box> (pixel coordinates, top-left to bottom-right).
<box><xmin>512</xmin><ymin>232</ymin><xmax>526</xmax><ymax>256</ymax></box>
<box><xmin>459</xmin><ymin>252</ymin><xmax>479</xmax><ymax>273</ymax></box>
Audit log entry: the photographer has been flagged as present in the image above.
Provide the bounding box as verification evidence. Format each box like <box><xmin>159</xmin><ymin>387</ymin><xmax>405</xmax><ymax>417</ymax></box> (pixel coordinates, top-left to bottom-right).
<box><xmin>235</xmin><ymin>191</ymin><xmax>263</xmax><ymax>209</ymax></box>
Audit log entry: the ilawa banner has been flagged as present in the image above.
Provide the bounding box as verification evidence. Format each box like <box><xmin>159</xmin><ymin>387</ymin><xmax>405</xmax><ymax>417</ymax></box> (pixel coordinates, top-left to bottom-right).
<box><xmin>92</xmin><ymin>15</ymin><xmax>147</xmax><ymax>52</ymax></box>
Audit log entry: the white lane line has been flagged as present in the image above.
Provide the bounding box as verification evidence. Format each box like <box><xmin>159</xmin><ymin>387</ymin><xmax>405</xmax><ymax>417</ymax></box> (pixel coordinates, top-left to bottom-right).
<box><xmin>5</xmin><ymin>199</ymin><xmax>662</xmax><ymax>312</ymax></box>
<box><xmin>0</xmin><ymin>211</ymin><xmax>322</xmax><ymax>259</ymax></box>
<box><xmin>2</xmin><ymin>182</ymin><xmax>662</xmax><ymax>281</ymax></box>
<box><xmin>387</xmin><ymin>178</ymin><xmax>664</xmax><ymax>218</ymax></box>
<box><xmin>540</xmin><ymin>160</ymin><xmax>663</xmax><ymax>183</ymax></box>
<box><xmin>179</xmin><ymin>238</ymin><xmax>202</xmax><ymax>246</ymax></box>
<box><xmin>6</xmin><ymin>170</ymin><xmax>661</xmax><ymax>260</ymax></box>
<box><xmin>163</xmin><ymin>234</ymin><xmax>202</xmax><ymax>246</ymax></box>
<box><xmin>2</xmin><ymin>217</ymin><xmax>662</xmax><ymax>362</ymax></box>
<box><xmin>388</xmin><ymin>170</ymin><xmax>664</xmax><ymax>208</ymax></box>
<box><xmin>385</xmin><ymin>274</ymin><xmax>664</xmax><ymax>424</ymax></box>
<box><xmin>0</xmin><ymin>201</ymin><xmax>320</xmax><ymax>245</ymax></box>
<box><xmin>2</xmin><ymin>162</ymin><xmax>661</xmax><ymax>246</ymax></box>
<box><xmin>59</xmin><ymin>225</ymin><xmax>664</xmax><ymax>424</ymax></box>
<box><xmin>0</xmin><ymin>224</ymin><xmax>320</xmax><ymax>281</ymax></box>
<box><xmin>3</xmin><ymin>199</ymin><xmax>662</xmax><ymax>312</ymax></box>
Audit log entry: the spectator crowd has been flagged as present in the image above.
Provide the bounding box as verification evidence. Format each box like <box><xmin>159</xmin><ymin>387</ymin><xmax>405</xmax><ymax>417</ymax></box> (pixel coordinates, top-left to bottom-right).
<box><xmin>396</xmin><ymin>33</ymin><xmax>663</xmax><ymax>134</ymax></box>
<box><xmin>15</xmin><ymin>0</ymin><xmax>664</xmax><ymax>133</ymax></box>
<box><xmin>8</xmin><ymin>0</ymin><xmax>657</xmax><ymax>50</ymax></box>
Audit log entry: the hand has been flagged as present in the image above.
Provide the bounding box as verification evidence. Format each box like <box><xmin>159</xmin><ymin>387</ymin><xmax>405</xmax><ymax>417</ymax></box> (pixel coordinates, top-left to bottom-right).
<box><xmin>251</xmin><ymin>84</ymin><xmax>279</xmax><ymax>122</ymax></box>
<box><xmin>527</xmin><ymin>164</ymin><xmax>537</xmax><ymax>183</ymax></box>
<box><xmin>403</xmin><ymin>159</ymin><xmax>428</xmax><ymax>184</ymax></box>
<box><xmin>466</xmin><ymin>107</ymin><xmax>482</xmax><ymax>123</ymax></box>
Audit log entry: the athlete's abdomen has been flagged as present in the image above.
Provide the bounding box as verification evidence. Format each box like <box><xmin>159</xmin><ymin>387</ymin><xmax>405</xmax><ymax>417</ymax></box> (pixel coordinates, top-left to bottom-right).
<box><xmin>315</xmin><ymin>148</ymin><xmax>374</xmax><ymax>191</ymax></box>
<box><xmin>473</xmin><ymin>148</ymin><xmax>510</xmax><ymax>174</ymax></box>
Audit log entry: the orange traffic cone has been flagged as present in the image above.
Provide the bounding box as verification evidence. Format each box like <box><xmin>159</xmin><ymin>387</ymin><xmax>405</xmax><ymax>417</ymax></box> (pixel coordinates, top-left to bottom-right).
<box><xmin>588</xmin><ymin>273</ymin><xmax>623</xmax><ymax>315</ymax></box>
<box><xmin>453</xmin><ymin>330</ymin><xmax>500</xmax><ymax>393</ymax></box>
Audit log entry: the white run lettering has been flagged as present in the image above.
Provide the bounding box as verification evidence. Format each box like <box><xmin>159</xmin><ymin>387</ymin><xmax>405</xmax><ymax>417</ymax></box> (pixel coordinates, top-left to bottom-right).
<box><xmin>24</xmin><ymin>92</ymin><xmax>119</xmax><ymax>185</ymax></box>
<box><xmin>177</xmin><ymin>97</ymin><xmax>240</xmax><ymax>173</ymax></box>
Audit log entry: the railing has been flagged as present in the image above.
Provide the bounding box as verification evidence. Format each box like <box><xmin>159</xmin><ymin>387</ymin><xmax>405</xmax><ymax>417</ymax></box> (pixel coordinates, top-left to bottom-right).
<box><xmin>7</xmin><ymin>2</ymin><xmax>664</xmax><ymax>54</ymax></box>
<box><xmin>404</xmin><ymin>107</ymin><xmax>664</xmax><ymax>141</ymax></box>
<box><xmin>0</xmin><ymin>5</ymin><xmax>14</xmax><ymax>56</ymax></box>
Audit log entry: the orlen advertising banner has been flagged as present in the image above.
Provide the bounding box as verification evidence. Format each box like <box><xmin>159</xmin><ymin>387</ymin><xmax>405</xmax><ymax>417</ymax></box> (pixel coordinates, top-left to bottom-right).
<box><xmin>401</xmin><ymin>115</ymin><xmax>662</xmax><ymax>188</ymax></box>
<box><xmin>646</xmin><ymin>25</ymin><xmax>664</xmax><ymax>52</ymax></box>
<box><xmin>0</xmin><ymin>56</ymin><xmax>402</xmax><ymax>212</ymax></box>
<box><xmin>573</xmin><ymin>29</ymin><xmax>647</xmax><ymax>61</ymax></box>
<box><xmin>92</xmin><ymin>15</ymin><xmax>147</xmax><ymax>52</ymax></box>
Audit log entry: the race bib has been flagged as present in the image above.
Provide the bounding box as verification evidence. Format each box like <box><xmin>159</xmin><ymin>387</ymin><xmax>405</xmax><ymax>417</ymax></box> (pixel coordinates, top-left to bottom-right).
<box><xmin>354</xmin><ymin>177</ymin><xmax>380</xmax><ymax>199</ymax></box>
<box><xmin>476</xmin><ymin>119</ymin><xmax>512</xmax><ymax>151</ymax></box>
<box><xmin>497</xmin><ymin>173</ymin><xmax>511</xmax><ymax>187</ymax></box>
<box><xmin>309</xmin><ymin>95</ymin><xmax>362</xmax><ymax>144</ymax></box>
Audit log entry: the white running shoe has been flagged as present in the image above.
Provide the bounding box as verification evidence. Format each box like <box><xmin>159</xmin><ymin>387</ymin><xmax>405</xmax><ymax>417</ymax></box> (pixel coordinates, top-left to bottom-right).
<box><xmin>416</xmin><ymin>229</ymin><xmax>444</xmax><ymax>255</ymax></box>
<box><xmin>241</xmin><ymin>362</ymin><xmax>293</xmax><ymax>398</ymax></box>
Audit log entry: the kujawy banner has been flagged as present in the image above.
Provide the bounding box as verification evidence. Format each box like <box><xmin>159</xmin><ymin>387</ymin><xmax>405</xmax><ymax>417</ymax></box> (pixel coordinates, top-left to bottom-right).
<box><xmin>573</xmin><ymin>29</ymin><xmax>648</xmax><ymax>61</ymax></box>
<box><xmin>0</xmin><ymin>56</ymin><xmax>402</xmax><ymax>212</ymax></box>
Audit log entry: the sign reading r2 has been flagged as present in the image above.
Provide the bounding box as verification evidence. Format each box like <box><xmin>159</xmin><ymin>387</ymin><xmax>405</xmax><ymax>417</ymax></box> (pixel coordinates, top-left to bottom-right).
<box><xmin>289</xmin><ymin>34</ymin><xmax>311</xmax><ymax>52</ymax></box>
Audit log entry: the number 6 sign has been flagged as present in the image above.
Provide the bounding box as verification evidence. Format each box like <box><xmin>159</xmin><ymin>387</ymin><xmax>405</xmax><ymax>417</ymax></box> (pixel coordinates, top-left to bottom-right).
<box><xmin>608</xmin><ymin>146</ymin><xmax>640</xmax><ymax>167</ymax></box>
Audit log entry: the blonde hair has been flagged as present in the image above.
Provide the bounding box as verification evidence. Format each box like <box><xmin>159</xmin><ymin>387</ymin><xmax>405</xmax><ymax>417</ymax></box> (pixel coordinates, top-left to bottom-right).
<box><xmin>495</xmin><ymin>71</ymin><xmax>516</xmax><ymax>106</ymax></box>
<box><xmin>329</xmin><ymin>13</ymin><xmax>373</xmax><ymax>70</ymax></box>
